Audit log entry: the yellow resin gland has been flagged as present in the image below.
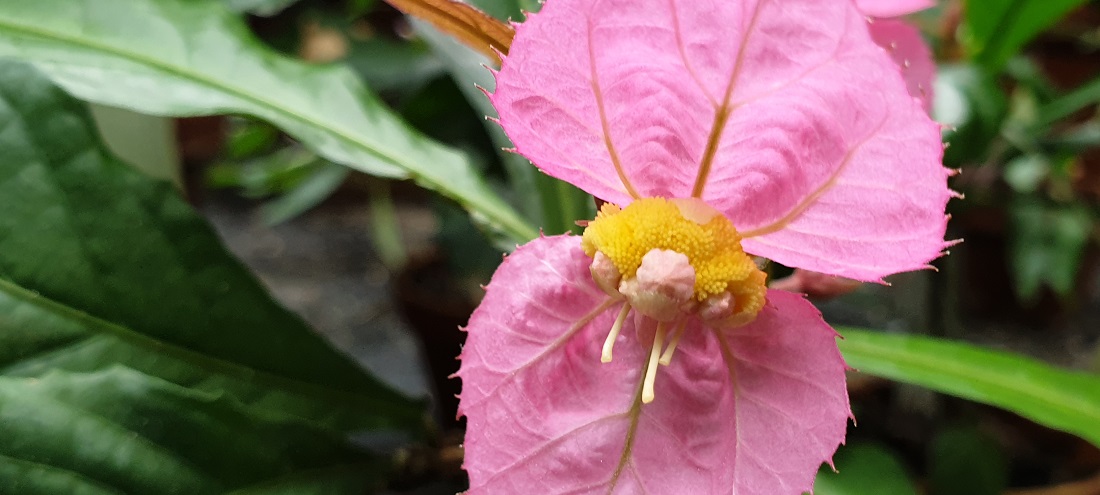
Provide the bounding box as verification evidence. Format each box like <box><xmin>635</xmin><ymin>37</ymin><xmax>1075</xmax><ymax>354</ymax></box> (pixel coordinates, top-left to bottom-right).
<box><xmin>582</xmin><ymin>197</ymin><xmax>767</xmax><ymax>327</ymax></box>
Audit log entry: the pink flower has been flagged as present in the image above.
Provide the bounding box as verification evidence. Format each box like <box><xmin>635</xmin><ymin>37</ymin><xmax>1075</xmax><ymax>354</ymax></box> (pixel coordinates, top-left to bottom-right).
<box><xmin>457</xmin><ymin>1</ymin><xmax>951</xmax><ymax>494</ymax></box>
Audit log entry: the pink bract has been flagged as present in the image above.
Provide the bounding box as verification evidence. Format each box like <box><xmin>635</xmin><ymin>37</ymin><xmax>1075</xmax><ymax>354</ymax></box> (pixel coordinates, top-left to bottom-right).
<box><xmin>491</xmin><ymin>0</ymin><xmax>951</xmax><ymax>282</ymax></box>
<box><xmin>459</xmin><ymin>236</ymin><xmax>850</xmax><ymax>494</ymax></box>
<box><xmin>771</xmin><ymin>269</ymin><xmax>863</xmax><ymax>300</ymax></box>
<box><xmin>868</xmin><ymin>18</ymin><xmax>936</xmax><ymax>113</ymax></box>
<box><xmin>855</xmin><ymin>0</ymin><xmax>935</xmax><ymax>18</ymax></box>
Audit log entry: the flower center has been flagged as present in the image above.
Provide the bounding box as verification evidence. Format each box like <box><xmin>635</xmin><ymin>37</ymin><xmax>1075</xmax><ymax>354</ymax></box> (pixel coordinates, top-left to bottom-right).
<box><xmin>582</xmin><ymin>197</ymin><xmax>767</xmax><ymax>327</ymax></box>
<box><xmin>580</xmin><ymin>198</ymin><xmax>768</xmax><ymax>403</ymax></box>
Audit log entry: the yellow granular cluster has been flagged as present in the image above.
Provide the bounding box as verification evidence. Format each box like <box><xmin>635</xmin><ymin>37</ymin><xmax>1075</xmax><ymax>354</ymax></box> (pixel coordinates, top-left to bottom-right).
<box><xmin>581</xmin><ymin>197</ymin><xmax>765</xmax><ymax>302</ymax></box>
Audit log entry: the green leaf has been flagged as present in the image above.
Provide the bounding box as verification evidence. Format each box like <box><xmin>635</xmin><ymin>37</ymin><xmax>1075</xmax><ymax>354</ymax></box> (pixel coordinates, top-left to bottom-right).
<box><xmin>225</xmin><ymin>119</ymin><xmax>281</xmax><ymax>161</ymax></box>
<box><xmin>261</xmin><ymin>161</ymin><xmax>350</xmax><ymax>225</ymax></box>
<box><xmin>811</xmin><ymin>443</ymin><xmax>918</xmax><ymax>495</ymax></box>
<box><xmin>465</xmin><ymin>0</ymin><xmax>540</xmax><ymax>21</ymax></box>
<box><xmin>1009</xmin><ymin>197</ymin><xmax>1092</xmax><ymax>300</ymax></box>
<box><xmin>413</xmin><ymin>22</ymin><xmax>542</xmax><ymax>223</ymax></box>
<box><xmin>962</xmin><ymin>0</ymin><xmax>1089</xmax><ymax>71</ymax></box>
<box><xmin>416</xmin><ymin>17</ymin><xmax>594</xmax><ymax>236</ymax></box>
<box><xmin>0</xmin><ymin>0</ymin><xmax>538</xmax><ymax>243</ymax></box>
<box><xmin>223</xmin><ymin>0</ymin><xmax>301</xmax><ymax>16</ymax></box>
<box><xmin>838</xmin><ymin>328</ymin><xmax>1100</xmax><ymax>447</ymax></box>
<box><xmin>0</xmin><ymin>367</ymin><xmax>387</xmax><ymax>494</ymax></box>
<box><xmin>1035</xmin><ymin>75</ymin><xmax>1100</xmax><ymax>129</ymax></box>
<box><xmin>345</xmin><ymin>38</ymin><xmax>446</xmax><ymax>97</ymax></box>
<box><xmin>0</xmin><ymin>60</ymin><xmax>425</xmax><ymax>433</ymax></box>
<box><xmin>1043</xmin><ymin>122</ymin><xmax>1100</xmax><ymax>154</ymax></box>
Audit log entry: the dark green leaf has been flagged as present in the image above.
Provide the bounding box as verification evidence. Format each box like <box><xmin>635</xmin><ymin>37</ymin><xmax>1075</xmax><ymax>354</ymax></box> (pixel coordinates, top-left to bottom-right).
<box><xmin>0</xmin><ymin>367</ymin><xmax>387</xmax><ymax>494</ymax></box>
<box><xmin>928</xmin><ymin>426</ymin><xmax>1007</xmax><ymax>495</ymax></box>
<box><xmin>0</xmin><ymin>60</ymin><xmax>425</xmax><ymax>433</ymax></box>
<box><xmin>1043</xmin><ymin>122</ymin><xmax>1100</xmax><ymax>153</ymax></box>
<box><xmin>464</xmin><ymin>0</ymin><xmax>536</xmax><ymax>22</ymax></box>
<box><xmin>413</xmin><ymin>22</ymin><xmax>542</xmax><ymax>224</ymax></box>
<box><xmin>839</xmin><ymin>328</ymin><xmax>1100</xmax><ymax>447</ymax></box>
<box><xmin>416</xmin><ymin>14</ymin><xmax>594</xmax><ymax>236</ymax></box>
<box><xmin>812</xmin><ymin>443</ymin><xmax>917</xmax><ymax>495</ymax></box>
<box><xmin>962</xmin><ymin>0</ymin><xmax>1089</xmax><ymax>71</ymax></box>
<box><xmin>0</xmin><ymin>0</ymin><xmax>537</xmax><ymax>242</ymax></box>
<box><xmin>262</xmin><ymin>161</ymin><xmax>350</xmax><ymax>225</ymax></box>
<box><xmin>1035</xmin><ymin>74</ymin><xmax>1100</xmax><ymax>129</ymax></box>
<box><xmin>226</xmin><ymin>120</ymin><xmax>282</xmax><ymax>161</ymax></box>
<box><xmin>210</xmin><ymin>148</ymin><xmax>322</xmax><ymax>196</ymax></box>
<box><xmin>935</xmin><ymin>65</ymin><xmax>1009</xmax><ymax>167</ymax></box>
<box><xmin>1009</xmin><ymin>197</ymin><xmax>1092</xmax><ymax>300</ymax></box>
<box><xmin>345</xmin><ymin>38</ymin><xmax>446</xmax><ymax>97</ymax></box>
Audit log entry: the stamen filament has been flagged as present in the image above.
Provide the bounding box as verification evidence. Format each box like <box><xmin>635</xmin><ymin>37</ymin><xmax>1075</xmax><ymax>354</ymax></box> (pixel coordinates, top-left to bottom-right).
<box><xmin>642</xmin><ymin>322</ymin><xmax>667</xmax><ymax>404</ymax></box>
<box><xmin>602</xmin><ymin>303</ymin><xmax>632</xmax><ymax>363</ymax></box>
<box><xmin>659</xmin><ymin>320</ymin><xmax>688</xmax><ymax>366</ymax></box>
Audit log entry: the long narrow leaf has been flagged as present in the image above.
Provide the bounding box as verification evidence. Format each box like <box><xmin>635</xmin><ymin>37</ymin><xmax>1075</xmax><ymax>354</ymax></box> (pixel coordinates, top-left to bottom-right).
<box><xmin>839</xmin><ymin>328</ymin><xmax>1100</xmax><ymax>447</ymax></box>
<box><xmin>963</xmin><ymin>0</ymin><xmax>1089</xmax><ymax>71</ymax></box>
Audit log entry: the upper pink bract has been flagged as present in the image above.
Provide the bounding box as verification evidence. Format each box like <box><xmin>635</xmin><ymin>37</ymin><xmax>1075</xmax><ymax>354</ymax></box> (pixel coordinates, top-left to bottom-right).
<box><xmin>492</xmin><ymin>0</ymin><xmax>952</xmax><ymax>282</ymax></box>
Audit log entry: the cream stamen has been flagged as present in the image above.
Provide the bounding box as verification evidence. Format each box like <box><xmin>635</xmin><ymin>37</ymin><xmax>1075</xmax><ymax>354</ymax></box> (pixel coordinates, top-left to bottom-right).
<box><xmin>659</xmin><ymin>320</ymin><xmax>688</xmax><ymax>366</ymax></box>
<box><xmin>601</xmin><ymin>303</ymin><xmax>632</xmax><ymax>363</ymax></box>
<box><xmin>642</xmin><ymin>322</ymin><xmax>667</xmax><ymax>403</ymax></box>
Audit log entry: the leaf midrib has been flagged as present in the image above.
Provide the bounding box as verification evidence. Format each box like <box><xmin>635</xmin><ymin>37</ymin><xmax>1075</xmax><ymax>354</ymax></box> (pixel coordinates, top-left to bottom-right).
<box><xmin>0</xmin><ymin>276</ymin><xmax>414</xmax><ymax>416</ymax></box>
<box><xmin>0</xmin><ymin>15</ymin><xmax>535</xmax><ymax>241</ymax></box>
<box><xmin>0</xmin><ymin>17</ymin><xmax>414</xmax><ymax>175</ymax></box>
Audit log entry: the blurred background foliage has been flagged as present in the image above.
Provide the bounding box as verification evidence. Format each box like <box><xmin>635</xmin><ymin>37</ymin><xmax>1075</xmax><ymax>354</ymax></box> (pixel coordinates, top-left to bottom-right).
<box><xmin>0</xmin><ymin>0</ymin><xmax>1099</xmax><ymax>493</ymax></box>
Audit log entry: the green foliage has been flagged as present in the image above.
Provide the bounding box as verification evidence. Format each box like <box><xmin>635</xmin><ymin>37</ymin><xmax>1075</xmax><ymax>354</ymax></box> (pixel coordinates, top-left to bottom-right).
<box><xmin>936</xmin><ymin>65</ymin><xmax>1009</xmax><ymax>168</ymax></box>
<box><xmin>0</xmin><ymin>0</ymin><xmax>537</xmax><ymax>242</ymax></box>
<box><xmin>224</xmin><ymin>0</ymin><xmax>303</xmax><ymax>16</ymax></box>
<box><xmin>0</xmin><ymin>61</ymin><xmax>422</xmax><ymax>491</ymax></box>
<box><xmin>0</xmin><ymin>369</ymin><xmax>386</xmax><ymax>495</ymax></box>
<box><xmin>1036</xmin><ymin>76</ymin><xmax>1100</xmax><ymax>129</ymax></box>
<box><xmin>208</xmin><ymin>146</ymin><xmax>350</xmax><ymax>226</ymax></box>
<box><xmin>1010</xmin><ymin>197</ymin><xmax>1093</xmax><ymax>301</ymax></box>
<box><xmin>416</xmin><ymin>0</ymin><xmax>594</xmax><ymax>236</ymax></box>
<box><xmin>346</xmin><ymin>37</ymin><xmax>446</xmax><ymax>98</ymax></box>
<box><xmin>962</xmin><ymin>0</ymin><xmax>1091</xmax><ymax>71</ymax></box>
<box><xmin>812</xmin><ymin>444</ymin><xmax>918</xmax><ymax>495</ymax></box>
<box><xmin>839</xmin><ymin>328</ymin><xmax>1100</xmax><ymax>447</ymax></box>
